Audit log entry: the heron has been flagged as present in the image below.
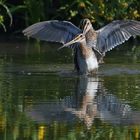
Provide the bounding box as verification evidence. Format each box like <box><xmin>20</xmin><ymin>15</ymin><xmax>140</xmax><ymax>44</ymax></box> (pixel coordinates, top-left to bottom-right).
<box><xmin>23</xmin><ymin>19</ymin><xmax>140</xmax><ymax>75</ymax></box>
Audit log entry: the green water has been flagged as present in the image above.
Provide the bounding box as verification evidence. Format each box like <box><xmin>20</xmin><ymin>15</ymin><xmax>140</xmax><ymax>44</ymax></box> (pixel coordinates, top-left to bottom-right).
<box><xmin>0</xmin><ymin>40</ymin><xmax>140</xmax><ymax>140</ymax></box>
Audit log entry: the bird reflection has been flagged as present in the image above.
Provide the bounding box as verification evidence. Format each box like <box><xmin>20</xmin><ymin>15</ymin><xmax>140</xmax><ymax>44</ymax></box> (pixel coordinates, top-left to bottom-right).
<box><xmin>65</xmin><ymin>76</ymin><xmax>98</xmax><ymax>128</ymax></box>
<box><xmin>25</xmin><ymin>75</ymin><xmax>140</xmax><ymax>129</ymax></box>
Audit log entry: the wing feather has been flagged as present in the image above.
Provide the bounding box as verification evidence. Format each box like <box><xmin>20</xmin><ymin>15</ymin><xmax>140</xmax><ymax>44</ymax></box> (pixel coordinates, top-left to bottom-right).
<box><xmin>23</xmin><ymin>20</ymin><xmax>82</xmax><ymax>48</ymax></box>
<box><xmin>96</xmin><ymin>20</ymin><xmax>140</xmax><ymax>53</ymax></box>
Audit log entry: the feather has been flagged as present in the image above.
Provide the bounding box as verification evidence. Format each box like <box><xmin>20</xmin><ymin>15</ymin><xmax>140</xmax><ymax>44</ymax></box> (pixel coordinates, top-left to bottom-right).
<box><xmin>96</xmin><ymin>20</ymin><xmax>140</xmax><ymax>53</ymax></box>
<box><xmin>23</xmin><ymin>20</ymin><xmax>82</xmax><ymax>48</ymax></box>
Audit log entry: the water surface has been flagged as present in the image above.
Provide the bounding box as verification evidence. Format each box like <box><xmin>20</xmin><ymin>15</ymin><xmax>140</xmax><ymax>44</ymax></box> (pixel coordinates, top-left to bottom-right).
<box><xmin>0</xmin><ymin>40</ymin><xmax>140</xmax><ymax>140</ymax></box>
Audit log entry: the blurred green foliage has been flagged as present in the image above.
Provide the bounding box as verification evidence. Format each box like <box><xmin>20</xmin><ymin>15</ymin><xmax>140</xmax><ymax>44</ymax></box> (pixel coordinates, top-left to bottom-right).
<box><xmin>0</xmin><ymin>0</ymin><xmax>140</xmax><ymax>32</ymax></box>
<box><xmin>24</xmin><ymin>0</ymin><xmax>45</xmax><ymax>24</ymax></box>
<box><xmin>55</xmin><ymin>0</ymin><xmax>140</xmax><ymax>28</ymax></box>
<box><xmin>0</xmin><ymin>0</ymin><xmax>12</xmax><ymax>31</ymax></box>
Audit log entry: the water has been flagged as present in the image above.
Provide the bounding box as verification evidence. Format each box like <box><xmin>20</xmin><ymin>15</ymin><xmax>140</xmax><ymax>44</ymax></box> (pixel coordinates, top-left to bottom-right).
<box><xmin>0</xmin><ymin>39</ymin><xmax>140</xmax><ymax>140</ymax></box>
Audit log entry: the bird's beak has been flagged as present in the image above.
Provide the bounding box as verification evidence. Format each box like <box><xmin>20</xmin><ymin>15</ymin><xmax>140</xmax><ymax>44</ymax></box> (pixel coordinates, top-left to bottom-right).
<box><xmin>65</xmin><ymin>39</ymin><xmax>77</xmax><ymax>47</ymax></box>
<box><xmin>58</xmin><ymin>36</ymin><xmax>79</xmax><ymax>50</ymax></box>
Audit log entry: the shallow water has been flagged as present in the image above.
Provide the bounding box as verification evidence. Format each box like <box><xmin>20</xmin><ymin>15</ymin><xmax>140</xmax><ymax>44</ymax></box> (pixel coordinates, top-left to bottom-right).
<box><xmin>0</xmin><ymin>40</ymin><xmax>140</xmax><ymax>139</ymax></box>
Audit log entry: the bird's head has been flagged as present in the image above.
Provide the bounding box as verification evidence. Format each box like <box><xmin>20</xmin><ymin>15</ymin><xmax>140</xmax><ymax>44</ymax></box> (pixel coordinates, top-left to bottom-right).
<box><xmin>79</xmin><ymin>18</ymin><xmax>93</xmax><ymax>34</ymax></box>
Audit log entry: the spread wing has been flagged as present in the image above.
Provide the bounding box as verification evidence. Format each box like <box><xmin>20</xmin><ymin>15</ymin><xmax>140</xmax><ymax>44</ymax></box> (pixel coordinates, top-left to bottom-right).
<box><xmin>96</xmin><ymin>20</ymin><xmax>140</xmax><ymax>53</ymax></box>
<box><xmin>23</xmin><ymin>20</ymin><xmax>82</xmax><ymax>48</ymax></box>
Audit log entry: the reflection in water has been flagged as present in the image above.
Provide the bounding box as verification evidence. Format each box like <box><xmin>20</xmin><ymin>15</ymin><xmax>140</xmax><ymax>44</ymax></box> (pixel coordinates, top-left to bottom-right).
<box><xmin>0</xmin><ymin>41</ymin><xmax>140</xmax><ymax>139</ymax></box>
<box><xmin>65</xmin><ymin>77</ymin><xmax>98</xmax><ymax>129</ymax></box>
<box><xmin>25</xmin><ymin>76</ymin><xmax>140</xmax><ymax>130</ymax></box>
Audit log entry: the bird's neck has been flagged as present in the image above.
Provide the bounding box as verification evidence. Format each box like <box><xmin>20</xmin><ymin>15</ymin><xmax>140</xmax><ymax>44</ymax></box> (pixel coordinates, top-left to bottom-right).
<box><xmin>85</xmin><ymin>29</ymin><xmax>97</xmax><ymax>49</ymax></box>
<box><xmin>79</xmin><ymin>41</ymin><xmax>94</xmax><ymax>59</ymax></box>
<box><xmin>86</xmin><ymin>29</ymin><xmax>97</xmax><ymax>40</ymax></box>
